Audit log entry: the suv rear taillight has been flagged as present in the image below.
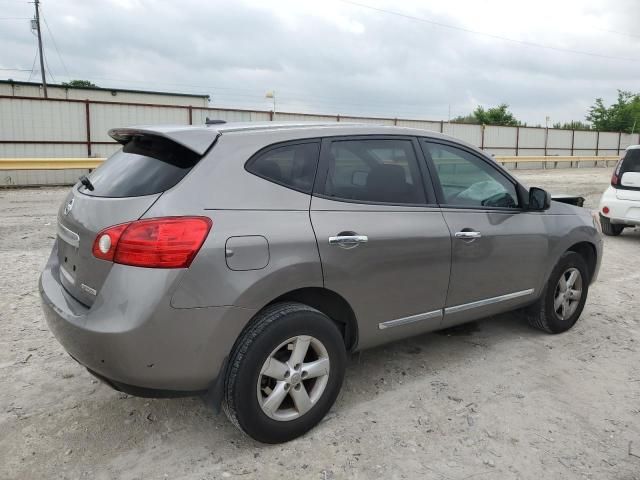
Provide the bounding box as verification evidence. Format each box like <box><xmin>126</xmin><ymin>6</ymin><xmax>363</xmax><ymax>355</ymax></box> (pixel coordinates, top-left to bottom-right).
<box><xmin>92</xmin><ymin>217</ymin><xmax>212</xmax><ymax>268</ymax></box>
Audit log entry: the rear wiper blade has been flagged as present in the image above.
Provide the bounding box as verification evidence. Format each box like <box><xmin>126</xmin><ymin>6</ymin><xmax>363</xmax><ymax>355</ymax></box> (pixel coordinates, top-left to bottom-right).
<box><xmin>79</xmin><ymin>175</ymin><xmax>95</xmax><ymax>191</ymax></box>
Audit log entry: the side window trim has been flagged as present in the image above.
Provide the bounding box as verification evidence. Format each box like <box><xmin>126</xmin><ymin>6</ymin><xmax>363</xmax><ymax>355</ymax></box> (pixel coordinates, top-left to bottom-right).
<box><xmin>313</xmin><ymin>135</ymin><xmax>437</xmax><ymax>207</ymax></box>
<box><xmin>244</xmin><ymin>138</ymin><xmax>321</xmax><ymax>195</ymax></box>
<box><xmin>419</xmin><ymin>138</ymin><xmax>525</xmax><ymax>211</ymax></box>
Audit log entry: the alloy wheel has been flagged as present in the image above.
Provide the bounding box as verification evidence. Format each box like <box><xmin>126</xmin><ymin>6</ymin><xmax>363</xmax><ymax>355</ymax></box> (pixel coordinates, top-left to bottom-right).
<box><xmin>554</xmin><ymin>267</ymin><xmax>583</xmax><ymax>321</ymax></box>
<box><xmin>257</xmin><ymin>335</ymin><xmax>330</xmax><ymax>421</ymax></box>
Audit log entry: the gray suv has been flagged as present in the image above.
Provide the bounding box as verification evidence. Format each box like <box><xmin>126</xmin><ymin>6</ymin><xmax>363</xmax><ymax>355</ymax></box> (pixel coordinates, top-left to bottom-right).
<box><xmin>40</xmin><ymin>122</ymin><xmax>603</xmax><ymax>443</ymax></box>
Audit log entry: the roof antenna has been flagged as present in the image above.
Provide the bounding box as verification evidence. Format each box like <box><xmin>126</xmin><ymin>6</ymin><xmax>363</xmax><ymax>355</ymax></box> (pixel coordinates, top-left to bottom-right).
<box><xmin>205</xmin><ymin>117</ymin><xmax>226</xmax><ymax>125</ymax></box>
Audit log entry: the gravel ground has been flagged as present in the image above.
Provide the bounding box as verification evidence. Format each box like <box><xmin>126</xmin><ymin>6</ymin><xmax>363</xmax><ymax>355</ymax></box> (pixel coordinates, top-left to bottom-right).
<box><xmin>0</xmin><ymin>168</ymin><xmax>639</xmax><ymax>480</ymax></box>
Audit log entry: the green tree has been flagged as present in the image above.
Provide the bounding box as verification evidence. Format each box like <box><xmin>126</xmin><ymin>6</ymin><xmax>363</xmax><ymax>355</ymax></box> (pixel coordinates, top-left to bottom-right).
<box><xmin>586</xmin><ymin>90</ymin><xmax>640</xmax><ymax>133</ymax></box>
<box><xmin>473</xmin><ymin>104</ymin><xmax>520</xmax><ymax>126</ymax></box>
<box><xmin>61</xmin><ymin>80</ymin><xmax>97</xmax><ymax>88</ymax></box>
<box><xmin>452</xmin><ymin>103</ymin><xmax>521</xmax><ymax>126</ymax></box>
<box><xmin>552</xmin><ymin>120</ymin><xmax>592</xmax><ymax>130</ymax></box>
<box><xmin>451</xmin><ymin>113</ymin><xmax>478</xmax><ymax>124</ymax></box>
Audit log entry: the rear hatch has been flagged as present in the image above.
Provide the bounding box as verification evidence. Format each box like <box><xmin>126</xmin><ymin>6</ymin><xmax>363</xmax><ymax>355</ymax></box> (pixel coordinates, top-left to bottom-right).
<box><xmin>615</xmin><ymin>148</ymin><xmax>640</xmax><ymax>201</ymax></box>
<box><xmin>56</xmin><ymin>129</ymin><xmax>217</xmax><ymax>306</ymax></box>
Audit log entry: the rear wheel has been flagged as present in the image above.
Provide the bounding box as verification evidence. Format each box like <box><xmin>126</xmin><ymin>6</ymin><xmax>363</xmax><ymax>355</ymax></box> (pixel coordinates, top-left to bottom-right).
<box><xmin>525</xmin><ymin>252</ymin><xmax>589</xmax><ymax>334</ymax></box>
<box><xmin>223</xmin><ymin>302</ymin><xmax>346</xmax><ymax>443</ymax></box>
<box><xmin>600</xmin><ymin>214</ymin><xmax>624</xmax><ymax>236</ymax></box>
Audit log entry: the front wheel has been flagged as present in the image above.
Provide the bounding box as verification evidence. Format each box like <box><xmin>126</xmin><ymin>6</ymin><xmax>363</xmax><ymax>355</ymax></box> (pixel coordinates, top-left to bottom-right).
<box><xmin>524</xmin><ymin>252</ymin><xmax>589</xmax><ymax>334</ymax></box>
<box><xmin>600</xmin><ymin>214</ymin><xmax>624</xmax><ymax>236</ymax></box>
<box><xmin>223</xmin><ymin>302</ymin><xmax>346</xmax><ymax>443</ymax></box>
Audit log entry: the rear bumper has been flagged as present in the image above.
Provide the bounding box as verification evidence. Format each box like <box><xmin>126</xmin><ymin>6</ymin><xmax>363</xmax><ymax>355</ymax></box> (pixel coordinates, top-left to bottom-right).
<box><xmin>84</xmin><ymin>366</ymin><xmax>205</xmax><ymax>398</ymax></box>
<box><xmin>599</xmin><ymin>188</ymin><xmax>640</xmax><ymax>226</ymax></box>
<box><xmin>39</xmin><ymin>245</ymin><xmax>256</xmax><ymax>392</ymax></box>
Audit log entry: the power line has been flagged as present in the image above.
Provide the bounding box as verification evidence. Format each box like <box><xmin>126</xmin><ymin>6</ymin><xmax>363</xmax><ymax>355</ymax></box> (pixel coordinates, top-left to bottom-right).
<box><xmin>26</xmin><ymin>18</ymin><xmax>38</xmax><ymax>82</ymax></box>
<box><xmin>41</xmin><ymin>9</ymin><xmax>69</xmax><ymax>77</ymax></box>
<box><xmin>42</xmin><ymin>47</ymin><xmax>56</xmax><ymax>82</ymax></box>
<box><xmin>0</xmin><ymin>69</ymin><xmax>450</xmax><ymax>118</ymax></box>
<box><xmin>27</xmin><ymin>55</ymin><xmax>37</xmax><ymax>80</ymax></box>
<box><xmin>338</xmin><ymin>0</ymin><xmax>640</xmax><ymax>63</ymax></box>
<box><xmin>593</xmin><ymin>27</ymin><xmax>640</xmax><ymax>40</ymax></box>
<box><xmin>15</xmin><ymin>72</ymin><xmax>443</xmax><ymax>112</ymax></box>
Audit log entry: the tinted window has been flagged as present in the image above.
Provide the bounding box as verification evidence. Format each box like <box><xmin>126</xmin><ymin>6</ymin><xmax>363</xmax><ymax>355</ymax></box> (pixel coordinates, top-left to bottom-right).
<box><xmin>423</xmin><ymin>142</ymin><xmax>519</xmax><ymax>208</ymax></box>
<box><xmin>621</xmin><ymin>149</ymin><xmax>640</xmax><ymax>173</ymax></box>
<box><xmin>322</xmin><ymin>139</ymin><xmax>426</xmax><ymax>204</ymax></box>
<box><xmin>246</xmin><ymin>142</ymin><xmax>320</xmax><ymax>193</ymax></box>
<box><xmin>80</xmin><ymin>135</ymin><xmax>201</xmax><ymax>198</ymax></box>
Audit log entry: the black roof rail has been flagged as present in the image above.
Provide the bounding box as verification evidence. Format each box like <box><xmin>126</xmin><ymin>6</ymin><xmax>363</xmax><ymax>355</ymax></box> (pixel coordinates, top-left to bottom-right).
<box><xmin>205</xmin><ymin>118</ymin><xmax>227</xmax><ymax>125</ymax></box>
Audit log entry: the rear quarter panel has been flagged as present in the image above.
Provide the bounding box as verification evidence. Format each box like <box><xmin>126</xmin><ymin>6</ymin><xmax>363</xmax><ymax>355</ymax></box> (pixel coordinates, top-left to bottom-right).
<box><xmin>167</xmin><ymin>210</ymin><xmax>323</xmax><ymax>308</ymax></box>
<box><xmin>143</xmin><ymin>132</ymin><xmax>324</xmax><ymax>310</ymax></box>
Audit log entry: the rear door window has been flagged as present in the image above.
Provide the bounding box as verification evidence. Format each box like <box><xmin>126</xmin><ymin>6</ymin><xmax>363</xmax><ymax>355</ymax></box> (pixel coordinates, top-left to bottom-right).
<box><xmin>246</xmin><ymin>141</ymin><xmax>320</xmax><ymax>193</ymax></box>
<box><xmin>81</xmin><ymin>135</ymin><xmax>202</xmax><ymax>198</ymax></box>
<box><xmin>319</xmin><ymin>139</ymin><xmax>426</xmax><ymax>205</ymax></box>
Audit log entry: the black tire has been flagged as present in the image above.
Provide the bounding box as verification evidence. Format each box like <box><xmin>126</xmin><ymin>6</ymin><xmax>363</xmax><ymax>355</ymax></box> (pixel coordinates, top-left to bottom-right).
<box><xmin>524</xmin><ymin>251</ymin><xmax>589</xmax><ymax>334</ymax></box>
<box><xmin>223</xmin><ymin>302</ymin><xmax>346</xmax><ymax>443</ymax></box>
<box><xmin>600</xmin><ymin>214</ymin><xmax>624</xmax><ymax>236</ymax></box>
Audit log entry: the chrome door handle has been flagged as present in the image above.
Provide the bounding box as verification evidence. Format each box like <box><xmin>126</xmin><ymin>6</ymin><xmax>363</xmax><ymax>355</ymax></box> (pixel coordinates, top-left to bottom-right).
<box><xmin>328</xmin><ymin>235</ymin><xmax>368</xmax><ymax>248</ymax></box>
<box><xmin>454</xmin><ymin>231</ymin><xmax>482</xmax><ymax>240</ymax></box>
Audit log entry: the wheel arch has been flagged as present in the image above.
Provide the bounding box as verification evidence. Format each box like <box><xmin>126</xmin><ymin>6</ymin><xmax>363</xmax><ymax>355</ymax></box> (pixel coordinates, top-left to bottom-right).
<box><xmin>267</xmin><ymin>287</ymin><xmax>359</xmax><ymax>352</ymax></box>
<box><xmin>566</xmin><ymin>241</ymin><xmax>597</xmax><ymax>283</ymax></box>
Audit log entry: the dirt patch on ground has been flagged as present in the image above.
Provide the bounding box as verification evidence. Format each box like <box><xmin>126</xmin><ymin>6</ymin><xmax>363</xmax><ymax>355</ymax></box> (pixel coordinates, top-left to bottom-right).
<box><xmin>1</xmin><ymin>168</ymin><xmax>639</xmax><ymax>479</ymax></box>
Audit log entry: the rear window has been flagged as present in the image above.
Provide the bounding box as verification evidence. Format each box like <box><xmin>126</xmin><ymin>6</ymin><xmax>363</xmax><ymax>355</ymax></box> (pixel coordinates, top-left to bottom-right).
<box><xmin>80</xmin><ymin>135</ymin><xmax>201</xmax><ymax>198</ymax></box>
<box><xmin>621</xmin><ymin>149</ymin><xmax>640</xmax><ymax>174</ymax></box>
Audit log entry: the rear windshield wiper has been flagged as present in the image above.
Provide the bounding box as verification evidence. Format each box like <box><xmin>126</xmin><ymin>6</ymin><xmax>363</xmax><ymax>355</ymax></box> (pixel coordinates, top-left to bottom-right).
<box><xmin>79</xmin><ymin>175</ymin><xmax>95</xmax><ymax>191</ymax></box>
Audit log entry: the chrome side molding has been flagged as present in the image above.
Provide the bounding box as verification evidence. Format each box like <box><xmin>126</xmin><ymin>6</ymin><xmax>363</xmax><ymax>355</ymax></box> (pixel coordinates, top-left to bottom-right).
<box><xmin>377</xmin><ymin>288</ymin><xmax>535</xmax><ymax>330</ymax></box>
<box><xmin>378</xmin><ymin>309</ymin><xmax>443</xmax><ymax>330</ymax></box>
<box><xmin>444</xmin><ymin>288</ymin><xmax>535</xmax><ymax>315</ymax></box>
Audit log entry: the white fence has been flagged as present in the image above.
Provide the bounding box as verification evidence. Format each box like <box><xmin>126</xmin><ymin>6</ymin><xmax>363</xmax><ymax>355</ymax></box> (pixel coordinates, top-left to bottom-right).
<box><xmin>1</xmin><ymin>95</ymin><xmax>639</xmax><ymax>159</ymax></box>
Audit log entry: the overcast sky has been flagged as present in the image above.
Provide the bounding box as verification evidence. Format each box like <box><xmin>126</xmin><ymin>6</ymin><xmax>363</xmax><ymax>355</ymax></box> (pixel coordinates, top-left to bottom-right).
<box><xmin>2</xmin><ymin>0</ymin><xmax>639</xmax><ymax>124</ymax></box>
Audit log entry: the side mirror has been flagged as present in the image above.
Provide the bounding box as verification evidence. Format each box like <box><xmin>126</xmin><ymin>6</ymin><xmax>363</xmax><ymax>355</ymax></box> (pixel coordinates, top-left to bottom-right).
<box><xmin>528</xmin><ymin>187</ymin><xmax>551</xmax><ymax>211</ymax></box>
<box><xmin>620</xmin><ymin>171</ymin><xmax>640</xmax><ymax>188</ymax></box>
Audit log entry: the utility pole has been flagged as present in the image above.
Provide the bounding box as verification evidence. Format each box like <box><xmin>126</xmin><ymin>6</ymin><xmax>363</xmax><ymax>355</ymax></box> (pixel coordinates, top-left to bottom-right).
<box><xmin>33</xmin><ymin>0</ymin><xmax>47</xmax><ymax>98</ymax></box>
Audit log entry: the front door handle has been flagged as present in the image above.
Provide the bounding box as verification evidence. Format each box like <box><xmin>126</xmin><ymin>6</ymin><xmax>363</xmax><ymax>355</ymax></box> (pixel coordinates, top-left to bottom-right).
<box><xmin>454</xmin><ymin>230</ymin><xmax>482</xmax><ymax>240</ymax></box>
<box><xmin>328</xmin><ymin>235</ymin><xmax>368</xmax><ymax>249</ymax></box>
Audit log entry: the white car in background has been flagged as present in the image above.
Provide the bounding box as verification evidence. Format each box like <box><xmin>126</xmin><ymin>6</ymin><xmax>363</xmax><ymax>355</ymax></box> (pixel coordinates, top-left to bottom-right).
<box><xmin>599</xmin><ymin>145</ymin><xmax>640</xmax><ymax>236</ymax></box>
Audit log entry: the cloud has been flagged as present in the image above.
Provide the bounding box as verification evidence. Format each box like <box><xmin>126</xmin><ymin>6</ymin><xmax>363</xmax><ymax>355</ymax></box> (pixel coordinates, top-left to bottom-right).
<box><xmin>1</xmin><ymin>0</ymin><xmax>639</xmax><ymax>124</ymax></box>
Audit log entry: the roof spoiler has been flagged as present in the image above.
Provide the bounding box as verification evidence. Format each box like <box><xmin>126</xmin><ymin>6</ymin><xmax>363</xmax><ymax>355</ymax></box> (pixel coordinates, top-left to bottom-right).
<box><xmin>109</xmin><ymin>126</ymin><xmax>220</xmax><ymax>155</ymax></box>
